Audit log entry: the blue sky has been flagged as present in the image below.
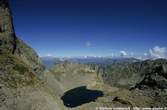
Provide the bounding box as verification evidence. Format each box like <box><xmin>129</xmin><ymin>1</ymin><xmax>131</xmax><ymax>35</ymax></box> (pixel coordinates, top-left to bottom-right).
<box><xmin>10</xmin><ymin>0</ymin><xmax>167</xmax><ymax>58</ymax></box>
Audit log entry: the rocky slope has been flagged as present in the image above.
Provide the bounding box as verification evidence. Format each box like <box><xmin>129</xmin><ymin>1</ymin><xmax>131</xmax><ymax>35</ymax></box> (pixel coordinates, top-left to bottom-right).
<box><xmin>51</xmin><ymin>61</ymin><xmax>100</xmax><ymax>92</ymax></box>
<box><xmin>0</xmin><ymin>1</ymin><xmax>64</xmax><ymax>110</ymax></box>
<box><xmin>0</xmin><ymin>0</ymin><xmax>44</xmax><ymax>74</ymax></box>
<box><xmin>50</xmin><ymin>60</ymin><xmax>167</xmax><ymax>108</ymax></box>
<box><xmin>1</xmin><ymin>0</ymin><xmax>167</xmax><ymax>110</ymax></box>
<box><xmin>99</xmin><ymin>59</ymin><xmax>167</xmax><ymax>90</ymax></box>
<box><xmin>95</xmin><ymin>59</ymin><xmax>167</xmax><ymax>107</ymax></box>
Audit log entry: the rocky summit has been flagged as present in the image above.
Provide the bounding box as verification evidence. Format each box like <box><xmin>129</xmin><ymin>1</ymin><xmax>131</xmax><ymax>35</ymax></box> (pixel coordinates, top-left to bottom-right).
<box><xmin>0</xmin><ymin>0</ymin><xmax>167</xmax><ymax>110</ymax></box>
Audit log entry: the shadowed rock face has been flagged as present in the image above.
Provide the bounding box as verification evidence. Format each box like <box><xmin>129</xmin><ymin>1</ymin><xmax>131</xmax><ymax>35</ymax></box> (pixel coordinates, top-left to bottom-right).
<box><xmin>0</xmin><ymin>0</ymin><xmax>44</xmax><ymax>73</ymax></box>
<box><xmin>99</xmin><ymin>59</ymin><xmax>167</xmax><ymax>91</ymax></box>
<box><xmin>0</xmin><ymin>0</ymin><xmax>9</xmax><ymax>7</ymax></box>
<box><xmin>0</xmin><ymin>1</ymin><xmax>64</xmax><ymax>110</ymax></box>
<box><xmin>0</xmin><ymin>0</ymin><xmax>16</xmax><ymax>54</ymax></box>
<box><xmin>0</xmin><ymin>0</ymin><xmax>14</xmax><ymax>33</ymax></box>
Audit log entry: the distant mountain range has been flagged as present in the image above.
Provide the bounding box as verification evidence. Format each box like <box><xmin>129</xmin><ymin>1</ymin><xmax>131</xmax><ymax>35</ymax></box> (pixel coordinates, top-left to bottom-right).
<box><xmin>41</xmin><ymin>56</ymin><xmax>60</xmax><ymax>68</ymax></box>
<box><xmin>41</xmin><ymin>56</ymin><xmax>140</xmax><ymax>68</ymax></box>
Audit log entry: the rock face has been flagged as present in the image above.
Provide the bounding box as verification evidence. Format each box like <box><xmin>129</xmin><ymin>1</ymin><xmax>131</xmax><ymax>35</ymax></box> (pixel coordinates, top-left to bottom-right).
<box><xmin>0</xmin><ymin>0</ymin><xmax>44</xmax><ymax>73</ymax></box>
<box><xmin>133</xmin><ymin>59</ymin><xmax>167</xmax><ymax>90</ymax></box>
<box><xmin>0</xmin><ymin>0</ymin><xmax>14</xmax><ymax>33</ymax></box>
<box><xmin>51</xmin><ymin>61</ymin><xmax>99</xmax><ymax>93</ymax></box>
<box><xmin>0</xmin><ymin>0</ymin><xmax>16</xmax><ymax>54</ymax></box>
<box><xmin>0</xmin><ymin>1</ymin><xmax>59</xmax><ymax>110</ymax></box>
<box><xmin>100</xmin><ymin>59</ymin><xmax>167</xmax><ymax>91</ymax></box>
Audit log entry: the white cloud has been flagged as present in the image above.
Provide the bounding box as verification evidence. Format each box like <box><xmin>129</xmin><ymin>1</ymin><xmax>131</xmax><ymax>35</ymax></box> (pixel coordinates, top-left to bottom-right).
<box><xmin>149</xmin><ymin>46</ymin><xmax>167</xmax><ymax>59</ymax></box>
<box><xmin>111</xmin><ymin>53</ymin><xmax>114</xmax><ymax>57</ymax></box>
<box><xmin>144</xmin><ymin>53</ymin><xmax>148</xmax><ymax>56</ymax></box>
<box><xmin>85</xmin><ymin>41</ymin><xmax>92</xmax><ymax>47</ymax></box>
<box><xmin>46</xmin><ymin>53</ymin><xmax>54</xmax><ymax>57</ymax></box>
<box><xmin>120</xmin><ymin>50</ymin><xmax>128</xmax><ymax>57</ymax></box>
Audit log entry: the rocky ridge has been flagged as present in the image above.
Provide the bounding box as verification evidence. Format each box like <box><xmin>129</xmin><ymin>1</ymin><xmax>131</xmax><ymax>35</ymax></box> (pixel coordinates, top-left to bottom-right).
<box><xmin>1</xmin><ymin>0</ymin><xmax>167</xmax><ymax>109</ymax></box>
<box><xmin>0</xmin><ymin>1</ymin><xmax>64</xmax><ymax>110</ymax></box>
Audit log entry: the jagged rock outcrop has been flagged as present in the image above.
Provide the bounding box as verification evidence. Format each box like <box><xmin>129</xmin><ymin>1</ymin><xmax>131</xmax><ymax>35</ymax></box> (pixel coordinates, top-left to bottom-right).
<box><xmin>100</xmin><ymin>59</ymin><xmax>167</xmax><ymax>91</ymax></box>
<box><xmin>0</xmin><ymin>1</ymin><xmax>62</xmax><ymax>110</ymax></box>
<box><xmin>0</xmin><ymin>0</ymin><xmax>44</xmax><ymax>74</ymax></box>
<box><xmin>132</xmin><ymin>59</ymin><xmax>167</xmax><ymax>90</ymax></box>
<box><xmin>0</xmin><ymin>0</ymin><xmax>16</xmax><ymax>54</ymax></box>
<box><xmin>0</xmin><ymin>0</ymin><xmax>14</xmax><ymax>34</ymax></box>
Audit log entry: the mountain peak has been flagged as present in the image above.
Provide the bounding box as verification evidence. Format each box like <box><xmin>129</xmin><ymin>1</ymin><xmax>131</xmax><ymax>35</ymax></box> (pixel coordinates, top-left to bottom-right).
<box><xmin>0</xmin><ymin>0</ymin><xmax>14</xmax><ymax>34</ymax></box>
<box><xmin>0</xmin><ymin>0</ymin><xmax>17</xmax><ymax>54</ymax></box>
<box><xmin>0</xmin><ymin>0</ymin><xmax>44</xmax><ymax>73</ymax></box>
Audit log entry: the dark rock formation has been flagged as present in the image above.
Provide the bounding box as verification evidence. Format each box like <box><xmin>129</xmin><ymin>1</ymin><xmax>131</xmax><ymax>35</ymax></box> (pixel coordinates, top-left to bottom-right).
<box><xmin>0</xmin><ymin>0</ymin><xmax>44</xmax><ymax>74</ymax></box>
<box><xmin>0</xmin><ymin>0</ymin><xmax>16</xmax><ymax>54</ymax></box>
<box><xmin>100</xmin><ymin>59</ymin><xmax>167</xmax><ymax>90</ymax></box>
<box><xmin>0</xmin><ymin>0</ymin><xmax>14</xmax><ymax>33</ymax></box>
<box><xmin>0</xmin><ymin>1</ymin><xmax>66</xmax><ymax>110</ymax></box>
<box><xmin>133</xmin><ymin>62</ymin><xmax>167</xmax><ymax>90</ymax></box>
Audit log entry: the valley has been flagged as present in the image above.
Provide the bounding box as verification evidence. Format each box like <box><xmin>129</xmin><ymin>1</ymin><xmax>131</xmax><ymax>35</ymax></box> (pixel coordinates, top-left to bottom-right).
<box><xmin>0</xmin><ymin>0</ymin><xmax>167</xmax><ymax>110</ymax></box>
<box><xmin>41</xmin><ymin>58</ymin><xmax>167</xmax><ymax>109</ymax></box>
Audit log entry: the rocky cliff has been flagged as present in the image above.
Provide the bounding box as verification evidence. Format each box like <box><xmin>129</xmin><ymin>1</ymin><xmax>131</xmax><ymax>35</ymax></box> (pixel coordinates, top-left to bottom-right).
<box><xmin>0</xmin><ymin>0</ymin><xmax>44</xmax><ymax>74</ymax></box>
<box><xmin>0</xmin><ymin>0</ymin><xmax>16</xmax><ymax>54</ymax></box>
<box><xmin>100</xmin><ymin>59</ymin><xmax>167</xmax><ymax>91</ymax></box>
<box><xmin>0</xmin><ymin>1</ymin><xmax>63</xmax><ymax>110</ymax></box>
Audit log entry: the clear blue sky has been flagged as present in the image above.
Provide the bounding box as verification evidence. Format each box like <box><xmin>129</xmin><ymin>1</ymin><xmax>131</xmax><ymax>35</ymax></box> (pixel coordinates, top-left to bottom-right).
<box><xmin>10</xmin><ymin>0</ymin><xmax>167</xmax><ymax>57</ymax></box>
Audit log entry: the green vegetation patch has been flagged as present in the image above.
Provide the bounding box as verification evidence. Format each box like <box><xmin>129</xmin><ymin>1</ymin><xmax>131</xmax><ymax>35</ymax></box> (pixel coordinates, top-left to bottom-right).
<box><xmin>0</xmin><ymin>54</ymin><xmax>39</xmax><ymax>88</ymax></box>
